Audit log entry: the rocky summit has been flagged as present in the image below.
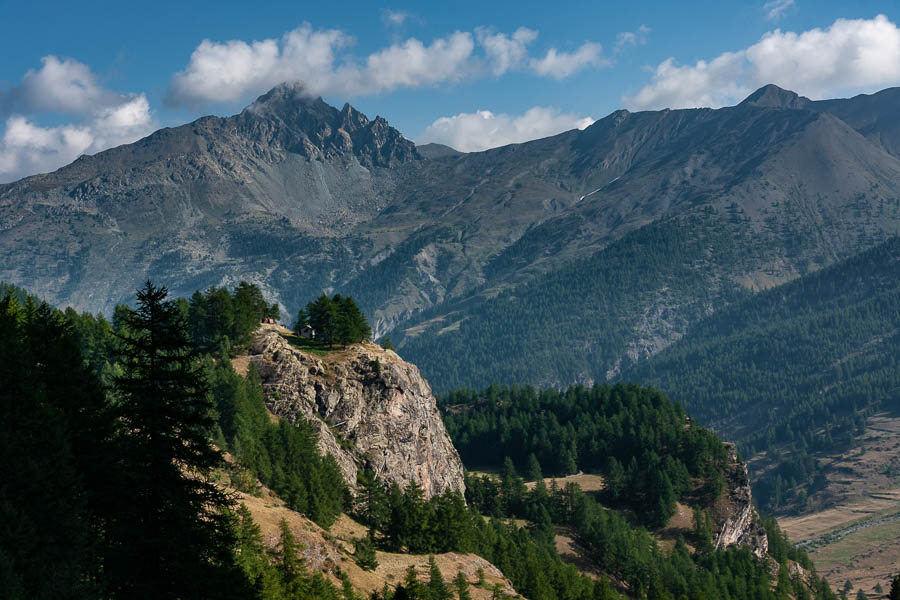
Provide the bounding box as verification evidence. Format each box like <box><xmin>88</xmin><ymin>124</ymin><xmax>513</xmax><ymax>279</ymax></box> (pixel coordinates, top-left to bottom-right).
<box><xmin>246</xmin><ymin>327</ymin><xmax>464</xmax><ymax>497</ymax></box>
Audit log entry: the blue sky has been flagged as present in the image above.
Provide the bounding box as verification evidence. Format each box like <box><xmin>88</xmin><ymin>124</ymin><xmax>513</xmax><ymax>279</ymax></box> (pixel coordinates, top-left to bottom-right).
<box><xmin>2</xmin><ymin>0</ymin><xmax>900</xmax><ymax>181</ymax></box>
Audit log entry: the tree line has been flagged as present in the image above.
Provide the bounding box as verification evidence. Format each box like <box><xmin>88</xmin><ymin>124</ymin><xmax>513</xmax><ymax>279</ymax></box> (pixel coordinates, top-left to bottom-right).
<box><xmin>351</xmin><ymin>463</ymin><xmax>838</xmax><ymax>600</ymax></box>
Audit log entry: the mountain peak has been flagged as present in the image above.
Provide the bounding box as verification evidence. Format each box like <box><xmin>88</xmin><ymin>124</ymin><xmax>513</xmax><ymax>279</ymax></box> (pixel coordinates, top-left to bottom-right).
<box><xmin>242</xmin><ymin>81</ymin><xmax>328</xmax><ymax>118</ymax></box>
<box><xmin>339</xmin><ymin>102</ymin><xmax>370</xmax><ymax>131</ymax></box>
<box><xmin>236</xmin><ymin>82</ymin><xmax>418</xmax><ymax>168</ymax></box>
<box><xmin>740</xmin><ymin>84</ymin><xmax>810</xmax><ymax>109</ymax></box>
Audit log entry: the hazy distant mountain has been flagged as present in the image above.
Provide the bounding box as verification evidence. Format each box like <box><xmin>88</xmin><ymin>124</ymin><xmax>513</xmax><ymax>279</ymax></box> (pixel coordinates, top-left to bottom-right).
<box><xmin>3</xmin><ymin>82</ymin><xmax>900</xmax><ymax>392</ymax></box>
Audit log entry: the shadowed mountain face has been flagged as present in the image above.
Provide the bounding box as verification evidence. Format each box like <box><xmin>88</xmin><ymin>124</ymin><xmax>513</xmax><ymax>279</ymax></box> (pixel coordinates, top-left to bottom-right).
<box><xmin>3</xmin><ymin>83</ymin><xmax>900</xmax><ymax>392</ymax></box>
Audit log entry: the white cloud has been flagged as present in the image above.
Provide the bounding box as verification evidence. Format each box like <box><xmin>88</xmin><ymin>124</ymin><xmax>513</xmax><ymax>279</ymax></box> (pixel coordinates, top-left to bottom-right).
<box><xmin>615</xmin><ymin>25</ymin><xmax>651</xmax><ymax>52</ymax></box>
<box><xmin>0</xmin><ymin>117</ymin><xmax>92</xmax><ymax>180</ymax></box>
<box><xmin>419</xmin><ymin>106</ymin><xmax>594</xmax><ymax>152</ymax></box>
<box><xmin>764</xmin><ymin>0</ymin><xmax>795</xmax><ymax>22</ymax></box>
<box><xmin>167</xmin><ymin>24</ymin><xmax>477</xmax><ymax>106</ymax></box>
<box><xmin>0</xmin><ymin>57</ymin><xmax>154</xmax><ymax>182</ymax></box>
<box><xmin>382</xmin><ymin>9</ymin><xmax>409</xmax><ymax>27</ymax></box>
<box><xmin>355</xmin><ymin>31</ymin><xmax>475</xmax><ymax>92</ymax></box>
<box><xmin>627</xmin><ymin>52</ymin><xmax>748</xmax><ymax>110</ymax></box>
<box><xmin>1</xmin><ymin>55</ymin><xmax>133</xmax><ymax>118</ymax></box>
<box><xmin>167</xmin><ymin>24</ymin><xmax>350</xmax><ymax>107</ymax></box>
<box><xmin>167</xmin><ymin>23</ymin><xmax>608</xmax><ymax>108</ymax></box>
<box><xmin>16</xmin><ymin>56</ymin><xmax>106</xmax><ymax>114</ymax></box>
<box><xmin>530</xmin><ymin>42</ymin><xmax>608</xmax><ymax>79</ymax></box>
<box><xmin>626</xmin><ymin>14</ymin><xmax>900</xmax><ymax>110</ymax></box>
<box><xmin>477</xmin><ymin>27</ymin><xmax>538</xmax><ymax>75</ymax></box>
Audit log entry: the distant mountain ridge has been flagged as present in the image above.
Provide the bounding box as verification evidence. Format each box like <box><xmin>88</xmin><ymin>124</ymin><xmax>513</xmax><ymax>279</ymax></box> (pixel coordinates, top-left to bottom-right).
<box><xmin>3</xmin><ymin>83</ymin><xmax>900</xmax><ymax>395</ymax></box>
<box><xmin>622</xmin><ymin>234</ymin><xmax>900</xmax><ymax>513</ymax></box>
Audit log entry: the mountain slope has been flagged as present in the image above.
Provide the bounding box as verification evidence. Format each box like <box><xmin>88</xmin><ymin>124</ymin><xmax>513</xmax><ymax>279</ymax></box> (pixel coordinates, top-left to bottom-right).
<box><xmin>0</xmin><ymin>82</ymin><xmax>419</xmax><ymax>312</ymax></box>
<box><xmin>398</xmin><ymin>105</ymin><xmax>900</xmax><ymax>390</ymax></box>
<box><xmin>4</xmin><ymin>83</ymin><xmax>900</xmax><ymax>395</ymax></box>
<box><xmin>622</xmin><ymin>236</ymin><xmax>900</xmax><ymax>512</ymax></box>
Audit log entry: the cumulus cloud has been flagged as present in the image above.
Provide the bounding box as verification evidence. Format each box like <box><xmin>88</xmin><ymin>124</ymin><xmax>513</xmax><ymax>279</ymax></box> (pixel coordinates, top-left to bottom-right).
<box><xmin>477</xmin><ymin>27</ymin><xmax>538</xmax><ymax>75</ymax></box>
<box><xmin>530</xmin><ymin>42</ymin><xmax>608</xmax><ymax>79</ymax></box>
<box><xmin>167</xmin><ymin>23</ymin><xmax>608</xmax><ymax>108</ymax></box>
<box><xmin>358</xmin><ymin>31</ymin><xmax>475</xmax><ymax>91</ymax></box>
<box><xmin>167</xmin><ymin>24</ymin><xmax>351</xmax><ymax>107</ymax></box>
<box><xmin>615</xmin><ymin>25</ymin><xmax>651</xmax><ymax>52</ymax></box>
<box><xmin>764</xmin><ymin>0</ymin><xmax>795</xmax><ymax>22</ymax></box>
<box><xmin>627</xmin><ymin>52</ymin><xmax>748</xmax><ymax>110</ymax></box>
<box><xmin>15</xmin><ymin>56</ymin><xmax>107</xmax><ymax>114</ymax></box>
<box><xmin>419</xmin><ymin>106</ymin><xmax>594</xmax><ymax>152</ymax></box>
<box><xmin>0</xmin><ymin>57</ymin><xmax>154</xmax><ymax>183</ymax></box>
<box><xmin>626</xmin><ymin>14</ymin><xmax>900</xmax><ymax>110</ymax></box>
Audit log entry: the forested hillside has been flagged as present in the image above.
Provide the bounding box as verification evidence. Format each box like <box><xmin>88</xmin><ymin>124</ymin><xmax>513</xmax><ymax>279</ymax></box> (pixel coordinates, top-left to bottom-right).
<box><xmin>1</xmin><ymin>280</ymin><xmax>846</xmax><ymax>599</ymax></box>
<box><xmin>438</xmin><ymin>382</ymin><xmax>836</xmax><ymax>599</ymax></box>
<box><xmin>441</xmin><ymin>384</ymin><xmax>729</xmax><ymax>527</ymax></box>
<box><xmin>400</xmin><ymin>212</ymin><xmax>752</xmax><ymax>392</ymax></box>
<box><xmin>623</xmin><ymin>236</ymin><xmax>900</xmax><ymax>513</ymax></box>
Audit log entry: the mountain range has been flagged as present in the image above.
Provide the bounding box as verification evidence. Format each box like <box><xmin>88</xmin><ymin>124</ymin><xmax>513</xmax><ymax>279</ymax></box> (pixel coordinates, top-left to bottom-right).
<box><xmin>3</xmin><ymin>81</ymin><xmax>900</xmax><ymax>397</ymax></box>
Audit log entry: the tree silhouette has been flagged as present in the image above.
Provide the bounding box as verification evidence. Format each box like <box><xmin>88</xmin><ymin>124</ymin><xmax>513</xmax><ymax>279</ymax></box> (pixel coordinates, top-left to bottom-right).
<box><xmin>108</xmin><ymin>281</ymin><xmax>244</xmax><ymax>599</ymax></box>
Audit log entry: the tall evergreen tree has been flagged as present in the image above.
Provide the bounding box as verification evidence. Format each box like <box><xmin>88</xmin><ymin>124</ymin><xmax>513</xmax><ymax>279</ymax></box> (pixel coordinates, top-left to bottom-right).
<box><xmin>108</xmin><ymin>281</ymin><xmax>244</xmax><ymax>600</ymax></box>
<box><xmin>426</xmin><ymin>556</ymin><xmax>451</xmax><ymax>600</ymax></box>
<box><xmin>454</xmin><ymin>572</ymin><xmax>472</xmax><ymax>600</ymax></box>
<box><xmin>526</xmin><ymin>453</ymin><xmax>543</xmax><ymax>482</ymax></box>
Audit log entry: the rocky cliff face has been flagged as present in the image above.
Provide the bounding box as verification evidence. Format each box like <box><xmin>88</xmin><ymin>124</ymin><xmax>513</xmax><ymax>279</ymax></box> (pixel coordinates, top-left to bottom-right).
<box><xmin>711</xmin><ymin>443</ymin><xmax>769</xmax><ymax>559</ymax></box>
<box><xmin>247</xmin><ymin>328</ymin><xmax>464</xmax><ymax>498</ymax></box>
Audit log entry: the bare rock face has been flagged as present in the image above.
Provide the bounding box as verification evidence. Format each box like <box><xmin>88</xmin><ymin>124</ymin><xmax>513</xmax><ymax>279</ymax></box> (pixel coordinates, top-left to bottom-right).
<box><xmin>711</xmin><ymin>443</ymin><xmax>769</xmax><ymax>558</ymax></box>
<box><xmin>248</xmin><ymin>329</ymin><xmax>464</xmax><ymax>498</ymax></box>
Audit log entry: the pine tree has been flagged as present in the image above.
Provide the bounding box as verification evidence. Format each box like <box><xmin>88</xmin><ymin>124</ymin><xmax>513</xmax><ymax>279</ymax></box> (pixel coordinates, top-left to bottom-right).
<box><xmin>295</xmin><ymin>308</ymin><xmax>309</xmax><ymax>331</ymax></box>
<box><xmin>354</xmin><ymin>536</ymin><xmax>379</xmax><ymax>571</ymax></box>
<box><xmin>107</xmin><ymin>281</ymin><xmax>244</xmax><ymax>600</ymax></box>
<box><xmin>277</xmin><ymin>518</ymin><xmax>306</xmax><ymax>597</ymax></box>
<box><xmin>340</xmin><ymin>571</ymin><xmax>358</xmax><ymax>600</ymax></box>
<box><xmin>426</xmin><ymin>556</ymin><xmax>451</xmax><ymax>600</ymax></box>
<box><xmin>232</xmin><ymin>505</ymin><xmax>284</xmax><ymax>598</ymax></box>
<box><xmin>890</xmin><ymin>574</ymin><xmax>900</xmax><ymax>600</ymax></box>
<box><xmin>356</xmin><ymin>469</ymin><xmax>389</xmax><ymax>536</ymax></box>
<box><xmin>526</xmin><ymin>453</ymin><xmax>543</xmax><ymax>482</ymax></box>
<box><xmin>454</xmin><ymin>572</ymin><xmax>472</xmax><ymax>600</ymax></box>
<box><xmin>339</xmin><ymin>295</ymin><xmax>371</xmax><ymax>345</ymax></box>
<box><xmin>403</xmin><ymin>565</ymin><xmax>426</xmax><ymax>600</ymax></box>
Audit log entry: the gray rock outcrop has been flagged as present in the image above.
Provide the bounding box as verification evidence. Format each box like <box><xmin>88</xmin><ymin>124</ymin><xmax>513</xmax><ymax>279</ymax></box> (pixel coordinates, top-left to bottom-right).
<box><xmin>711</xmin><ymin>443</ymin><xmax>769</xmax><ymax>558</ymax></box>
<box><xmin>247</xmin><ymin>328</ymin><xmax>464</xmax><ymax>498</ymax></box>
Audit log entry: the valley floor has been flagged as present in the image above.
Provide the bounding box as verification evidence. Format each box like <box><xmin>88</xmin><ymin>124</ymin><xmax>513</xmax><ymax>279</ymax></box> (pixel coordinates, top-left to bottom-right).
<box><xmin>778</xmin><ymin>413</ymin><xmax>900</xmax><ymax>597</ymax></box>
